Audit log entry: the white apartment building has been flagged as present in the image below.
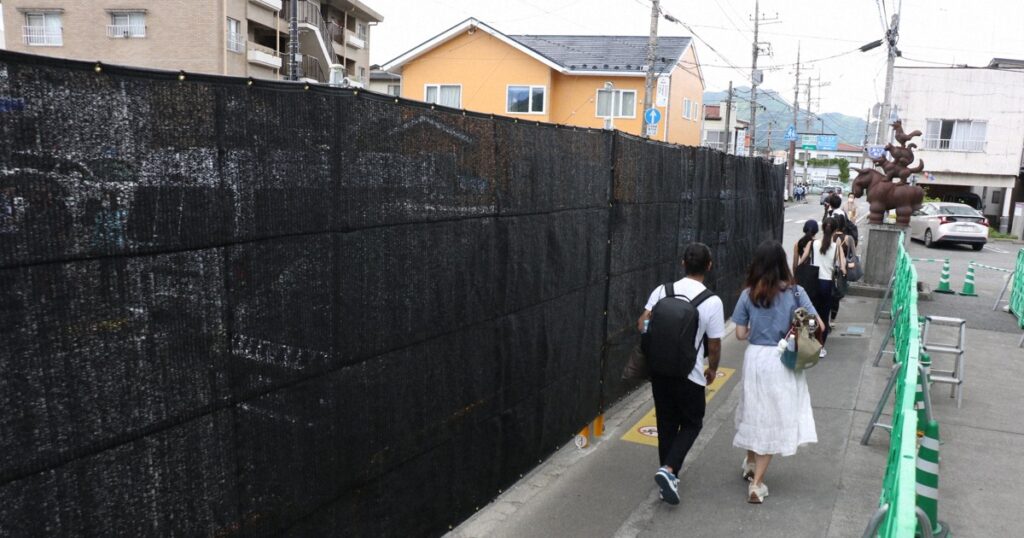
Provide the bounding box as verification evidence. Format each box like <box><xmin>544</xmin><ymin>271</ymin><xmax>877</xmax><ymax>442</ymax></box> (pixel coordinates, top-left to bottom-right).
<box><xmin>891</xmin><ymin>62</ymin><xmax>1024</xmax><ymax>231</ymax></box>
<box><xmin>701</xmin><ymin>102</ymin><xmax>748</xmax><ymax>155</ymax></box>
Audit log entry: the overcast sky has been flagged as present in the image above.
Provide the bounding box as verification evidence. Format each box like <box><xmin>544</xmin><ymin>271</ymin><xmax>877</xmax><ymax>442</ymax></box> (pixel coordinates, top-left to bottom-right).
<box><xmin>369</xmin><ymin>0</ymin><xmax>1024</xmax><ymax>118</ymax></box>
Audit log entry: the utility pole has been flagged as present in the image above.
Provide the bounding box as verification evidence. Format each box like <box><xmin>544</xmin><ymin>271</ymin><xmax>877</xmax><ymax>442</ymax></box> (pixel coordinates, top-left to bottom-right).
<box><xmin>804</xmin><ymin>76</ymin><xmax>812</xmax><ymax>131</ymax></box>
<box><xmin>641</xmin><ymin>0</ymin><xmax>660</xmax><ymax>138</ymax></box>
<box><xmin>786</xmin><ymin>44</ymin><xmax>800</xmax><ymax>198</ymax></box>
<box><xmin>748</xmin><ymin>0</ymin><xmax>779</xmax><ymax>156</ymax></box>
<box><xmin>862</xmin><ymin>107</ymin><xmax>871</xmax><ymax>146</ymax></box>
<box><xmin>877</xmin><ymin>10</ymin><xmax>901</xmax><ymax>144</ymax></box>
<box><xmin>723</xmin><ymin>81</ymin><xmax>733</xmax><ymax>154</ymax></box>
<box><xmin>288</xmin><ymin>0</ymin><xmax>299</xmax><ymax>80</ymax></box>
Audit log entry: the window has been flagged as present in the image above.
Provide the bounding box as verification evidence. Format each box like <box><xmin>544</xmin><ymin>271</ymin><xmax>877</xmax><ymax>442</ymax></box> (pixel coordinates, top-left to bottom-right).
<box><xmin>359</xmin><ymin>67</ymin><xmax>366</xmax><ymax>84</ymax></box>
<box><xmin>682</xmin><ymin>98</ymin><xmax>692</xmax><ymax>119</ymax></box>
<box><xmin>506</xmin><ymin>85</ymin><xmax>546</xmax><ymax>114</ymax></box>
<box><xmin>387</xmin><ymin>84</ymin><xmax>401</xmax><ymax>97</ymax></box>
<box><xmin>226</xmin><ymin>18</ymin><xmax>244</xmax><ymax>53</ymax></box>
<box><xmin>24</xmin><ymin>12</ymin><xmax>62</xmax><ymax>46</ymax></box>
<box><xmin>108</xmin><ymin>11</ymin><xmax>146</xmax><ymax>38</ymax></box>
<box><xmin>357</xmin><ymin>22</ymin><xmax>368</xmax><ymax>41</ymax></box>
<box><xmin>924</xmin><ymin>119</ymin><xmax>986</xmax><ymax>152</ymax></box>
<box><xmin>596</xmin><ymin>89</ymin><xmax>636</xmax><ymax>118</ymax></box>
<box><xmin>425</xmin><ymin>84</ymin><xmax>461</xmax><ymax>108</ymax></box>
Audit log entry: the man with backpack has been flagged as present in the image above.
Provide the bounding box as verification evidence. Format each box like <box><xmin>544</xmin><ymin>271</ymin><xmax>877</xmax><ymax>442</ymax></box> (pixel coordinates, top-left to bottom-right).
<box><xmin>635</xmin><ymin>243</ymin><xmax>726</xmax><ymax>506</ymax></box>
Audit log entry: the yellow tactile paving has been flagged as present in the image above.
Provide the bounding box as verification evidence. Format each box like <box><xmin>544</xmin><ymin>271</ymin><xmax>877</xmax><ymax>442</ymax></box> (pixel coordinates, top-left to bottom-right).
<box><xmin>620</xmin><ymin>367</ymin><xmax>736</xmax><ymax>447</ymax></box>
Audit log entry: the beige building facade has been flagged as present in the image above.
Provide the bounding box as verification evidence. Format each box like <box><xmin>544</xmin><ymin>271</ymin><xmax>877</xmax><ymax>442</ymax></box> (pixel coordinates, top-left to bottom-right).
<box><xmin>1</xmin><ymin>0</ymin><xmax>382</xmax><ymax>84</ymax></box>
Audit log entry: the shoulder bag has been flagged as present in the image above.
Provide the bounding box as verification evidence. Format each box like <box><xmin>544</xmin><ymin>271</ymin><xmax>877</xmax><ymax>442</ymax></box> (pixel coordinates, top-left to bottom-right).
<box><xmin>844</xmin><ymin>237</ymin><xmax>864</xmax><ymax>282</ymax></box>
<box><xmin>832</xmin><ymin>241</ymin><xmax>849</xmax><ymax>298</ymax></box>
<box><xmin>795</xmin><ymin>241</ymin><xmax>820</xmax><ymax>303</ymax></box>
<box><xmin>780</xmin><ymin>288</ymin><xmax>823</xmax><ymax>371</ymax></box>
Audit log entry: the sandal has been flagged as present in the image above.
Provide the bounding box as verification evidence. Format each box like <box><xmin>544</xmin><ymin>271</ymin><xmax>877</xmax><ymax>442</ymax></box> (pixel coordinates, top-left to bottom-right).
<box><xmin>748</xmin><ymin>482</ymin><xmax>769</xmax><ymax>504</ymax></box>
<box><xmin>741</xmin><ymin>457</ymin><xmax>755</xmax><ymax>482</ymax></box>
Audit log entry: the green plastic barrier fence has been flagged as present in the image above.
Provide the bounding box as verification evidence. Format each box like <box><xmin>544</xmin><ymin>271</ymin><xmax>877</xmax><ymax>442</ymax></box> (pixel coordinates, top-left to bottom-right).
<box><xmin>876</xmin><ymin>234</ymin><xmax>922</xmax><ymax>537</ymax></box>
<box><xmin>1010</xmin><ymin>249</ymin><xmax>1024</xmax><ymax>329</ymax></box>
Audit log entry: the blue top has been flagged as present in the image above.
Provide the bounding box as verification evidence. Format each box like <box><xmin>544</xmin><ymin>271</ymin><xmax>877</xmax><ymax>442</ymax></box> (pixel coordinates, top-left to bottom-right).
<box><xmin>731</xmin><ymin>286</ymin><xmax>818</xmax><ymax>346</ymax></box>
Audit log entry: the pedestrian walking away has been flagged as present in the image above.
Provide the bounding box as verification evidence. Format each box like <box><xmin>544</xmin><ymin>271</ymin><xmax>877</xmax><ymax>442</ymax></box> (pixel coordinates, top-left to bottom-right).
<box><xmin>636</xmin><ymin>243</ymin><xmax>726</xmax><ymax>506</ymax></box>
<box><xmin>792</xmin><ymin>220</ymin><xmax>818</xmax><ymax>276</ymax></box>
<box><xmin>798</xmin><ymin>216</ymin><xmax>846</xmax><ymax>357</ymax></box>
<box><xmin>828</xmin><ymin>214</ymin><xmax>856</xmax><ymax>322</ymax></box>
<box><xmin>731</xmin><ymin>240</ymin><xmax>823</xmax><ymax>504</ymax></box>
<box><xmin>824</xmin><ymin>192</ymin><xmax>843</xmax><ymax>222</ymax></box>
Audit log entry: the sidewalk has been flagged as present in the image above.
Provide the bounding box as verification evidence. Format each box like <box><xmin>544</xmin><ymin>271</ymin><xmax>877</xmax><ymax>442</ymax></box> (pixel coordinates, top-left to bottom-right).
<box><xmin>449</xmin><ymin>295</ymin><xmax>1024</xmax><ymax>537</ymax></box>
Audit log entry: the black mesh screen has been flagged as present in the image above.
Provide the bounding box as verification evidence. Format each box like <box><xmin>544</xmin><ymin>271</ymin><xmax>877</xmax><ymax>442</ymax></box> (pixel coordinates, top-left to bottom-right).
<box><xmin>0</xmin><ymin>51</ymin><xmax>784</xmax><ymax>536</ymax></box>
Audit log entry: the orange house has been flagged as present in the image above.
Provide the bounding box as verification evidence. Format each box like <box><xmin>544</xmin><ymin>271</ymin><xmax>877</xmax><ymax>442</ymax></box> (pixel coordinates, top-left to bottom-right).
<box><xmin>381</xmin><ymin>18</ymin><xmax>705</xmax><ymax>145</ymax></box>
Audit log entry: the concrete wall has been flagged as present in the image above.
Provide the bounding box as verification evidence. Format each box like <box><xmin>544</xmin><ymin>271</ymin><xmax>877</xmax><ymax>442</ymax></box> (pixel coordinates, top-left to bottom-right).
<box><xmin>3</xmin><ymin>0</ymin><xmax>224</xmax><ymax>74</ymax></box>
<box><xmin>1</xmin><ymin>0</ymin><xmax>297</xmax><ymax>78</ymax></box>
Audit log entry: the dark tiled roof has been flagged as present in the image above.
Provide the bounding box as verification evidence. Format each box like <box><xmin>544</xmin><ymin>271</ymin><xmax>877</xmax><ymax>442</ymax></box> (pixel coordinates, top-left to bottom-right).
<box><xmin>989</xmin><ymin>57</ymin><xmax>1024</xmax><ymax>69</ymax></box>
<box><xmin>507</xmin><ymin>35</ymin><xmax>692</xmax><ymax>73</ymax></box>
<box><xmin>370</xmin><ymin>70</ymin><xmax>401</xmax><ymax>81</ymax></box>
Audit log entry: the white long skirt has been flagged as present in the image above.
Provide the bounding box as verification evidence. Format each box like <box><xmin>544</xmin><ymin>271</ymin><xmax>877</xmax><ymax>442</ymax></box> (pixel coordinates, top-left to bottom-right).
<box><xmin>733</xmin><ymin>344</ymin><xmax>817</xmax><ymax>456</ymax></box>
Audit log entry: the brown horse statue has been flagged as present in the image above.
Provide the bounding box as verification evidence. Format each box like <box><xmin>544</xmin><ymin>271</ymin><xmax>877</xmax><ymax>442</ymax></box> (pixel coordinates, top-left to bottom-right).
<box><xmin>851</xmin><ymin>167</ymin><xmax>925</xmax><ymax>226</ymax></box>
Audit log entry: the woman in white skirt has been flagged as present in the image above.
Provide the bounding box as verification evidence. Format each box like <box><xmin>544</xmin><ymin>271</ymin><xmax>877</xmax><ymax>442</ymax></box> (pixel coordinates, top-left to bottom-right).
<box><xmin>731</xmin><ymin>240</ymin><xmax>824</xmax><ymax>503</ymax></box>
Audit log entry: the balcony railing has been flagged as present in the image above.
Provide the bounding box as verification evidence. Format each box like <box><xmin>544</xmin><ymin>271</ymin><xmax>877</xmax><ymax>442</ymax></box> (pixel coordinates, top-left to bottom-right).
<box><xmin>106</xmin><ymin>24</ymin><xmax>146</xmax><ymax>38</ymax></box>
<box><xmin>250</xmin><ymin>0</ymin><xmax>283</xmax><ymax>10</ymax></box>
<box><xmin>281</xmin><ymin>53</ymin><xmax>326</xmax><ymax>83</ymax></box>
<box><xmin>247</xmin><ymin>42</ymin><xmax>283</xmax><ymax>69</ymax></box>
<box><xmin>23</xmin><ymin>26</ymin><xmax>63</xmax><ymax>46</ymax></box>
<box><xmin>347</xmin><ymin>34</ymin><xmax>365</xmax><ymax>49</ymax></box>
<box><xmin>921</xmin><ymin>137</ymin><xmax>986</xmax><ymax>152</ymax></box>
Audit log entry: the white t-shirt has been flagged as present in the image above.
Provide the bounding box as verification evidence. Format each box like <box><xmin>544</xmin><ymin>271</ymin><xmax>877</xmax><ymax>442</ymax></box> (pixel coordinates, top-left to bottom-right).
<box><xmin>644</xmin><ymin>277</ymin><xmax>726</xmax><ymax>386</ymax></box>
<box><xmin>812</xmin><ymin>239</ymin><xmax>839</xmax><ymax>280</ymax></box>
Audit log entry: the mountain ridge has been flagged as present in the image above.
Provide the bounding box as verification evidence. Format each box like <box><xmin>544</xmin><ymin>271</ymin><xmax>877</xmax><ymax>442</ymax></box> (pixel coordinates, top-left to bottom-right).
<box><xmin>703</xmin><ymin>87</ymin><xmax>867</xmax><ymax>150</ymax></box>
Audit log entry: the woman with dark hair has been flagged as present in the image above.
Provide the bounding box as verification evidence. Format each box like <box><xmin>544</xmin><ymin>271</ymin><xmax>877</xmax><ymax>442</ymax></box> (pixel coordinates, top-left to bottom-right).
<box><xmin>829</xmin><ymin>213</ymin><xmax>856</xmax><ymax>321</ymax></box>
<box><xmin>792</xmin><ymin>220</ymin><xmax>818</xmax><ymax>274</ymax></box>
<box><xmin>732</xmin><ymin>241</ymin><xmax>823</xmax><ymax>504</ymax></box>
<box><xmin>798</xmin><ymin>216</ymin><xmax>846</xmax><ymax>357</ymax></box>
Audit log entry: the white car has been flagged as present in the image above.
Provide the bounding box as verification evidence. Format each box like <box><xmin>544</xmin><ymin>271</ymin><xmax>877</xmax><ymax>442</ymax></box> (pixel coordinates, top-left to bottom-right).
<box><xmin>909</xmin><ymin>202</ymin><xmax>989</xmax><ymax>251</ymax></box>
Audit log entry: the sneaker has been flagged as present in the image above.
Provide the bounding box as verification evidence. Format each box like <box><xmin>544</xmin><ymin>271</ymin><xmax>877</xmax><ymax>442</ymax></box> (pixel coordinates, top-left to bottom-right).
<box><xmin>741</xmin><ymin>457</ymin><xmax>755</xmax><ymax>482</ymax></box>
<box><xmin>819</xmin><ymin>348</ymin><xmax>828</xmax><ymax>359</ymax></box>
<box><xmin>654</xmin><ymin>468</ymin><xmax>680</xmax><ymax>505</ymax></box>
<box><xmin>747</xmin><ymin>482</ymin><xmax>769</xmax><ymax>504</ymax></box>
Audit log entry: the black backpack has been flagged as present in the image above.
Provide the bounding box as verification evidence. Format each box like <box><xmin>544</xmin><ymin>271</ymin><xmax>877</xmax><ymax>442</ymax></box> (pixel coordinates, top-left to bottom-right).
<box><xmin>642</xmin><ymin>283</ymin><xmax>715</xmax><ymax>378</ymax></box>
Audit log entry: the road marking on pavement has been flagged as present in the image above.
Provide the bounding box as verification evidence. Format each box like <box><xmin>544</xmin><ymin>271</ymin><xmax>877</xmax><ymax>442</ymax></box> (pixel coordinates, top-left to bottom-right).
<box><xmin>985</xmin><ymin>245</ymin><xmax>1010</xmax><ymax>254</ymax></box>
<box><xmin>620</xmin><ymin>367</ymin><xmax>736</xmax><ymax>447</ymax></box>
<box><xmin>785</xmin><ymin>219</ymin><xmax>793</xmax><ymax>223</ymax></box>
<box><xmin>795</xmin><ymin>219</ymin><xmax>806</xmax><ymax>224</ymax></box>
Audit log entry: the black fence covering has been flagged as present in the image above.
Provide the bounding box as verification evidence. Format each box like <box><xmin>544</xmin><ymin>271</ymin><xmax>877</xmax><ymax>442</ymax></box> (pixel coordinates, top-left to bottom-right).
<box><xmin>0</xmin><ymin>51</ymin><xmax>783</xmax><ymax>537</ymax></box>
